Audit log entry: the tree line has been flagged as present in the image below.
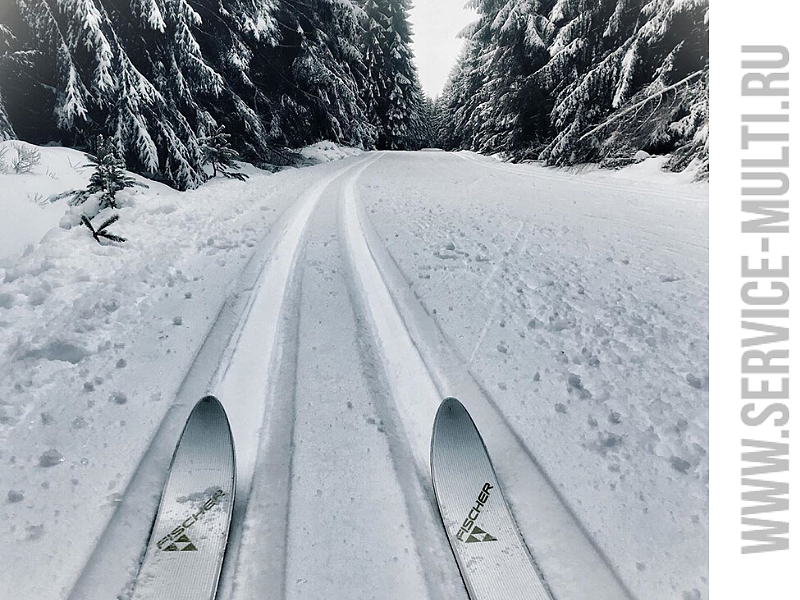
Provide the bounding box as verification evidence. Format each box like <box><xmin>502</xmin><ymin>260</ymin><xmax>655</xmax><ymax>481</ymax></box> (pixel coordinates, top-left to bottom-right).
<box><xmin>432</xmin><ymin>0</ymin><xmax>709</xmax><ymax>177</ymax></box>
<box><xmin>0</xmin><ymin>0</ymin><xmax>425</xmax><ymax>189</ymax></box>
<box><xmin>0</xmin><ymin>0</ymin><xmax>710</xmax><ymax>188</ymax></box>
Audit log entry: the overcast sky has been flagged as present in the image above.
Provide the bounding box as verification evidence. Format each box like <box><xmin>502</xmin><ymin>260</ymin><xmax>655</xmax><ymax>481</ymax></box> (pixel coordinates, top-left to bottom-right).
<box><xmin>408</xmin><ymin>1</ymin><xmax>477</xmax><ymax>98</ymax></box>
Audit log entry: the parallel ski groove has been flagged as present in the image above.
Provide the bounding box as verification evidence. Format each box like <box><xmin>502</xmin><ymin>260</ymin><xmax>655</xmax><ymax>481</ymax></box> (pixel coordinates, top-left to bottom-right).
<box><xmin>345</xmin><ymin>155</ymin><xmax>638</xmax><ymax>600</ymax></box>
<box><xmin>66</xmin><ymin>157</ymin><xmax>371</xmax><ymax>600</ymax></box>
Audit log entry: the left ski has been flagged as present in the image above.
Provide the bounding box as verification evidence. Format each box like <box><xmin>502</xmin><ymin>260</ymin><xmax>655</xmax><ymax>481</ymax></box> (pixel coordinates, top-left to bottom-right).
<box><xmin>131</xmin><ymin>396</ymin><xmax>236</xmax><ymax>600</ymax></box>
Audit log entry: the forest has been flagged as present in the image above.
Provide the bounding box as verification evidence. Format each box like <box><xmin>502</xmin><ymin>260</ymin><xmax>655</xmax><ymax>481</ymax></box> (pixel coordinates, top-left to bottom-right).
<box><xmin>0</xmin><ymin>0</ymin><xmax>709</xmax><ymax>189</ymax></box>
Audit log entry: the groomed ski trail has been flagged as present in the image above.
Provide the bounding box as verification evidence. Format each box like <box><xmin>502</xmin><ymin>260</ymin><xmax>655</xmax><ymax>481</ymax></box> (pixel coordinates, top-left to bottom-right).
<box><xmin>54</xmin><ymin>150</ymin><xmax>705</xmax><ymax>600</ymax></box>
<box><xmin>224</xmin><ymin>153</ymin><xmax>465</xmax><ymax>600</ymax></box>
<box><xmin>341</xmin><ymin>153</ymin><xmax>637</xmax><ymax>600</ymax></box>
<box><xmin>66</xmin><ymin>155</ymin><xmax>375</xmax><ymax>600</ymax></box>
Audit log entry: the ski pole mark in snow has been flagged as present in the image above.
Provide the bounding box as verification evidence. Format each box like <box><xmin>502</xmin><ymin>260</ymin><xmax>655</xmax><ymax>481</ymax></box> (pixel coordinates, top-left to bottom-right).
<box><xmin>481</xmin><ymin>222</ymin><xmax>526</xmax><ymax>293</ymax></box>
<box><xmin>467</xmin><ymin>295</ymin><xmax>503</xmax><ymax>367</ymax></box>
<box><xmin>468</xmin><ymin>222</ymin><xmax>527</xmax><ymax>366</ymax></box>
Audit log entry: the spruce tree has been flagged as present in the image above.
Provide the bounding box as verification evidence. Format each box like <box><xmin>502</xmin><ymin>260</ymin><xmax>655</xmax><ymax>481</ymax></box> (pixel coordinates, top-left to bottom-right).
<box><xmin>0</xmin><ymin>0</ymin><xmax>440</xmax><ymax>186</ymax></box>
<box><xmin>72</xmin><ymin>135</ymin><xmax>137</xmax><ymax>210</ymax></box>
<box><xmin>0</xmin><ymin>24</ymin><xmax>17</xmax><ymax>140</ymax></box>
<box><xmin>200</xmin><ymin>125</ymin><xmax>248</xmax><ymax>180</ymax></box>
<box><xmin>460</xmin><ymin>0</ymin><xmax>554</xmax><ymax>157</ymax></box>
<box><xmin>439</xmin><ymin>0</ymin><xmax>709</xmax><ymax>174</ymax></box>
<box><xmin>358</xmin><ymin>0</ymin><xmax>424</xmax><ymax>150</ymax></box>
<box><xmin>539</xmin><ymin>0</ymin><xmax>709</xmax><ymax>170</ymax></box>
<box><xmin>272</xmin><ymin>0</ymin><xmax>376</xmax><ymax>149</ymax></box>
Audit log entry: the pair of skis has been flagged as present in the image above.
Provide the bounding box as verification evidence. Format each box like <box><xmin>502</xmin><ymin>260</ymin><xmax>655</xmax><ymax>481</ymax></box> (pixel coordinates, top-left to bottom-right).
<box><xmin>131</xmin><ymin>397</ymin><xmax>551</xmax><ymax>600</ymax></box>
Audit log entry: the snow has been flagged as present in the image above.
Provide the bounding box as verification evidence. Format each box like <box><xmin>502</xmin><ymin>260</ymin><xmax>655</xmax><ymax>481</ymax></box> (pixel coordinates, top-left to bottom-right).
<box><xmin>0</xmin><ymin>141</ymin><xmax>168</xmax><ymax>265</ymax></box>
<box><xmin>296</xmin><ymin>140</ymin><xmax>364</xmax><ymax>164</ymax></box>
<box><xmin>359</xmin><ymin>151</ymin><xmax>708</xmax><ymax>600</ymax></box>
<box><xmin>0</xmin><ymin>146</ymin><xmax>707</xmax><ymax>600</ymax></box>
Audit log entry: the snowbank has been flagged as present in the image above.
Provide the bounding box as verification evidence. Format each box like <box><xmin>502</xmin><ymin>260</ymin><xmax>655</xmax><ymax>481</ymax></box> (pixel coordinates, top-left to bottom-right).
<box><xmin>478</xmin><ymin>150</ymin><xmax>708</xmax><ymax>196</ymax></box>
<box><xmin>0</xmin><ymin>140</ymin><xmax>357</xmax><ymax>432</ymax></box>
<box><xmin>296</xmin><ymin>140</ymin><xmax>364</xmax><ymax>164</ymax></box>
<box><xmin>0</xmin><ymin>141</ymin><xmax>171</xmax><ymax>266</ymax></box>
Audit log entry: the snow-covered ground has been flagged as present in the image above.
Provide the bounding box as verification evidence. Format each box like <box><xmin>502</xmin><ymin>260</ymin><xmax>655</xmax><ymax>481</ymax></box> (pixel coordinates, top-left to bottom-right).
<box><xmin>0</xmin><ymin>147</ymin><xmax>707</xmax><ymax>600</ymax></box>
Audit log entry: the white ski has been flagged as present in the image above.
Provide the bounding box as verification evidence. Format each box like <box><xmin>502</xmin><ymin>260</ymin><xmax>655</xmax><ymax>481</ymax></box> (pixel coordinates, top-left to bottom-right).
<box><xmin>431</xmin><ymin>397</ymin><xmax>553</xmax><ymax>600</ymax></box>
<box><xmin>132</xmin><ymin>396</ymin><xmax>236</xmax><ymax>600</ymax></box>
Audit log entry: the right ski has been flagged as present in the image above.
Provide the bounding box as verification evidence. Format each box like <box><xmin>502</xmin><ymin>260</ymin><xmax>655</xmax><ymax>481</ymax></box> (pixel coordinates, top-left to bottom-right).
<box><xmin>431</xmin><ymin>397</ymin><xmax>553</xmax><ymax>600</ymax></box>
<box><xmin>132</xmin><ymin>396</ymin><xmax>236</xmax><ymax>600</ymax></box>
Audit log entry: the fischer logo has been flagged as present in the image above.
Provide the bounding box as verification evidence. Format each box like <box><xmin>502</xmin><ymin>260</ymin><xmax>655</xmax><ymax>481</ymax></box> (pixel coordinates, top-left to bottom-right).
<box><xmin>157</xmin><ymin>488</ymin><xmax>226</xmax><ymax>552</ymax></box>
<box><xmin>456</xmin><ymin>482</ymin><xmax>497</xmax><ymax>543</ymax></box>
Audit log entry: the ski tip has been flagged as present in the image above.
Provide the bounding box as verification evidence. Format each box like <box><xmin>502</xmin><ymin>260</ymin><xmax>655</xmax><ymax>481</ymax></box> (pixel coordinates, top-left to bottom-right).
<box><xmin>190</xmin><ymin>396</ymin><xmax>231</xmax><ymax>428</ymax></box>
<box><xmin>432</xmin><ymin>397</ymin><xmax>468</xmax><ymax>446</ymax></box>
<box><xmin>436</xmin><ymin>397</ymin><xmax>467</xmax><ymax>419</ymax></box>
<box><xmin>194</xmin><ymin>395</ymin><xmax>224</xmax><ymax>413</ymax></box>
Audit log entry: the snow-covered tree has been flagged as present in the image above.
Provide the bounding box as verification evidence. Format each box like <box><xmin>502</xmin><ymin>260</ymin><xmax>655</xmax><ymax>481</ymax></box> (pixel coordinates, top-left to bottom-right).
<box><xmin>200</xmin><ymin>125</ymin><xmax>248</xmax><ymax>180</ymax></box>
<box><xmin>358</xmin><ymin>0</ymin><xmax>424</xmax><ymax>149</ymax></box>
<box><xmin>1</xmin><ymin>0</ymin><xmax>441</xmax><ymax>185</ymax></box>
<box><xmin>459</xmin><ymin>0</ymin><xmax>555</xmax><ymax>156</ymax></box>
<box><xmin>539</xmin><ymin>0</ymin><xmax>709</xmax><ymax>172</ymax></box>
<box><xmin>271</xmin><ymin>0</ymin><xmax>377</xmax><ymax>149</ymax></box>
<box><xmin>438</xmin><ymin>0</ymin><xmax>708</xmax><ymax>175</ymax></box>
<box><xmin>0</xmin><ymin>24</ymin><xmax>18</xmax><ymax>140</ymax></box>
<box><xmin>72</xmin><ymin>135</ymin><xmax>137</xmax><ymax>210</ymax></box>
<box><xmin>0</xmin><ymin>92</ymin><xmax>12</xmax><ymax>141</ymax></box>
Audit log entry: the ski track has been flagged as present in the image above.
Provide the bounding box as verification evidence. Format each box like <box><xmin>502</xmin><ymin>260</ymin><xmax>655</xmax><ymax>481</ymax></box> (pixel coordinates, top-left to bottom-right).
<box><xmin>341</xmin><ymin>154</ymin><xmax>637</xmax><ymax>600</ymax></box>
<box><xmin>354</xmin><ymin>151</ymin><xmax>708</xmax><ymax>600</ymax></box>
<box><xmin>65</xmin><ymin>155</ymin><xmax>374</xmax><ymax>600</ymax></box>
<box><xmin>28</xmin><ymin>150</ymin><xmax>704</xmax><ymax>600</ymax></box>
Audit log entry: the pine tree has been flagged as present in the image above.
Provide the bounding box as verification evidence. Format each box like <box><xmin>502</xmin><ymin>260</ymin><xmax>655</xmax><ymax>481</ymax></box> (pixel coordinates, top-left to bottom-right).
<box><xmin>72</xmin><ymin>135</ymin><xmax>138</xmax><ymax>210</ymax></box>
<box><xmin>1</xmin><ymin>0</ymin><xmax>439</xmax><ymax>186</ymax></box>
<box><xmin>460</xmin><ymin>0</ymin><xmax>554</xmax><ymax>157</ymax></box>
<box><xmin>0</xmin><ymin>91</ymin><xmax>12</xmax><ymax>141</ymax></box>
<box><xmin>273</xmin><ymin>0</ymin><xmax>377</xmax><ymax>149</ymax></box>
<box><xmin>200</xmin><ymin>125</ymin><xmax>248</xmax><ymax>180</ymax></box>
<box><xmin>358</xmin><ymin>0</ymin><xmax>424</xmax><ymax>150</ymax></box>
<box><xmin>0</xmin><ymin>24</ymin><xmax>18</xmax><ymax>140</ymax></box>
<box><xmin>439</xmin><ymin>0</ymin><xmax>709</xmax><ymax>175</ymax></box>
<box><xmin>538</xmin><ymin>0</ymin><xmax>709</xmax><ymax>170</ymax></box>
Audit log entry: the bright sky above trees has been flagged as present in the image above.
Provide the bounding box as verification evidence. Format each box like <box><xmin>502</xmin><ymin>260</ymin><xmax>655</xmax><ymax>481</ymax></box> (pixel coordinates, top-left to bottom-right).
<box><xmin>407</xmin><ymin>0</ymin><xmax>476</xmax><ymax>98</ymax></box>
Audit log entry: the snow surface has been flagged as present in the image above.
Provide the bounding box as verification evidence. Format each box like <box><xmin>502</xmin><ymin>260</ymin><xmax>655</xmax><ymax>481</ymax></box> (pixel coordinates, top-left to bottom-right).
<box><xmin>0</xmin><ymin>147</ymin><xmax>707</xmax><ymax>600</ymax></box>
<box><xmin>296</xmin><ymin>140</ymin><xmax>364</xmax><ymax>164</ymax></box>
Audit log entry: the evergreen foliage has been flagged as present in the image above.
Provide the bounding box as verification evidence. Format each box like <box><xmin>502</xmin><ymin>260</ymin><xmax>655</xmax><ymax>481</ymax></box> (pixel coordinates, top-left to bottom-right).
<box><xmin>0</xmin><ymin>0</ymin><xmax>419</xmax><ymax>188</ymax></box>
<box><xmin>438</xmin><ymin>0</ymin><xmax>709</xmax><ymax>176</ymax></box>
<box><xmin>358</xmin><ymin>0</ymin><xmax>425</xmax><ymax>149</ymax></box>
<box><xmin>82</xmin><ymin>213</ymin><xmax>126</xmax><ymax>244</ymax></box>
<box><xmin>1</xmin><ymin>0</ymin><xmax>709</xmax><ymax>179</ymax></box>
<box><xmin>200</xmin><ymin>125</ymin><xmax>249</xmax><ymax>181</ymax></box>
<box><xmin>72</xmin><ymin>135</ymin><xmax>138</xmax><ymax>210</ymax></box>
<box><xmin>0</xmin><ymin>24</ymin><xmax>22</xmax><ymax>140</ymax></box>
<box><xmin>10</xmin><ymin>143</ymin><xmax>40</xmax><ymax>173</ymax></box>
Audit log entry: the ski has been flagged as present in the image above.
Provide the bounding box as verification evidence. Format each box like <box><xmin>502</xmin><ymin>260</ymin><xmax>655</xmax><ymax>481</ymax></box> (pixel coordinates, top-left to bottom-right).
<box><xmin>431</xmin><ymin>397</ymin><xmax>553</xmax><ymax>600</ymax></box>
<box><xmin>132</xmin><ymin>396</ymin><xmax>236</xmax><ymax>600</ymax></box>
